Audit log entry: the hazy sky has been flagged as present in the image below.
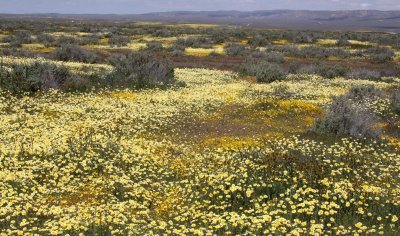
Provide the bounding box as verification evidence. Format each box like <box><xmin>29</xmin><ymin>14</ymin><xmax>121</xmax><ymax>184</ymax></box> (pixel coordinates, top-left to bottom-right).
<box><xmin>1</xmin><ymin>0</ymin><xmax>400</xmax><ymax>14</ymax></box>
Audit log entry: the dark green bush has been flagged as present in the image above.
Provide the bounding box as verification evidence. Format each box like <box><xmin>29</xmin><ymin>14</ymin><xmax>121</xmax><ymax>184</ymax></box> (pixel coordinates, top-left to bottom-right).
<box><xmin>256</xmin><ymin>64</ymin><xmax>286</xmax><ymax>83</ymax></box>
<box><xmin>52</xmin><ymin>45</ymin><xmax>98</xmax><ymax>63</ymax></box>
<box><xmin>392</xmin><ymin>87</ymin><xmax>400</xmax><ymax>113</ymax></box>
<box><xmin>336</xmin><ymin>37</ymin><xmax>351</xmax><ymax>47</ymax></box>
<box><xmin>36</xmin><ymin>34</ymin><xmax>55</xmax><ymax>47</ymax></box>
<box><xmin>5</xmin><ymin>31</ymin><xmax>33</xmax><ymax>47</ymax></box>
<box><xmin>347</xmin><ymin>84</ymin><xmax>383</xmax><ymax>100</ymax></box>
<box><xmin>293</xmin><ymin>32</ymin><xmax>317</xmax><ymax>44</ymax></box>
<box><xmin>314</xmin><ymin>87</ymin><xmax>382</xmax><ymax>138</ymax></box>
<box><xmin>108</xmin><ymin>53</ymin><xmax>175</xmax><ymax>89</ymax></box>
<box><xmin>264</xmin><ymin>52</ymin><xmax>285</xmax><ymax>63</ymax></box>
<box><xmin>293</xmin><ymin>46</ymin><xmax>350</xmax><ymax>59</ymax></box>
<box><xmin>365</xmin><ymin>47</ymin><xmax>395</xmax><ymax>63</ymax></box>
<box><xmin>145</xmin><ymin>41</ymin><xmax>164</xmax><ymax>52</ymax></box>
<box><xmin>53</xmin><ymin>36</ymin><xmax>79</xmax><ymax>46</ymax></box>
<box><xmin>175</xmin><ymin>37</ymin><xmax>213</xmax><ymax>49</ymax></box>
<box><xmin>315</xmin><ymin>63</ymin><xmax>348</xmax><ymax>79</ymax></box>
<box><xmin>0</xmin><ymin>62</ymin><xmax>71</xmax><ymax>94</ymax></box>
<box><xmin>152</xmin><ymin>29</ymin><xmax>171</xmax><ymax>37</ymax></box>
<box><xmin>348</xmin><ymin>69</ymin><xmax>381</xmax><ymax>80</ymax></box>
<box><xmin>225</xmin><ymin>44</ymin><xmax>252</xmax><ymax>56</ymax></box>
<box><xmin>108</xmin><ymin>35</ymin><xmax>131</xmax><ymax>47</ymax></box>
<box><xmin>247</xmin><ymin>34</ymin><xmax>270</xmax><ymax>47</ymax></box>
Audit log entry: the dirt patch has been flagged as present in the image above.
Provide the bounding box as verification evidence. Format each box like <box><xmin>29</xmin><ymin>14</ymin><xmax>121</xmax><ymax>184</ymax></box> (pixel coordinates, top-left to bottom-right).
<box><xmin>173</xmin><ymin>100</ymin><xmax>323</xmax><ymax>147</ymax></box>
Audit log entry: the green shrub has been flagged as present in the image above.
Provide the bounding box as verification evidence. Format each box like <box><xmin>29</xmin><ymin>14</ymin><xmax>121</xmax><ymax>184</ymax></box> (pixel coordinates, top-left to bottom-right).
<box><xmin>247</xmin><ymin>34</ymin><xmax>270</xmax><ymax>47</ymax></box>
<box><xmin>225</xmin><ymin>44</ymin><xmax>251</xmax><ymax>56</ymax></box>
<box><xmin>0</xmin><ymin>62</ymin><xmax>71</xmax><ymax>94</ymax></box>
<box><xmin>365</xmin><ymin>47</ymin><xmax>394</xmax><ymax>63</ymax></box>
<box><xmin>317</xmin><ymin>64</ymin><xmax>348</xmax><ymax>79</ymax></box>
<box><xmin>348</xmin><ymin>69</ymin><xmax>381</xmax><ymax>80</ymax></box>
<box><xmin>314</xmin><ymin>87</ymin><xmax>382</xmax><ymax>138</ymax></box>
<box><xmin>5</xmin><ymin>31</ymin><xmax>33</xmax><ymax>47</ymax></box>
<box><xmin>53</xmin><ymin>36</ymin><xmax>80</xmax><ymax>47</ymax></box>
<box><xmin>264</xmin><ymin>52</ymin><xmax>285</xmax><ymax>63</ymax></box>
<box><xmin>152</xmin><ymin>29</ymin><xmax>171</xmax><ymax>37</ymax></box>
<box><xmin>108</xmin><ymin>35</ymin><xmax>131</xmax><ymax>47</ymax></box>
<box><xmin>36</xmin><ymin>34</ymin><xmax>55</xmax><ymax>47</ymax></box>
<box><xmin>336</xmin><ymin>37</ymin><xmax>351</xmax><ymax>47</ymax></box>
<box><xmin>256</xmin><ymin>64</ymin><xmax>286</xmax><ymax>83</ymax></box>
<box><xmin>175</xmin><ymin>37</ymin><xmax>213</xmax><ymax>49</ymax></box>
<box><xmin>392</xmin><ymin>87</ymin><xmax>400</xmax><ymax>113</ymax></box>
<box><xmin>293</xmin><ymin>32</ymin><xmax>317</xmax><ymax>43</ymax></box>
<box><xmin>52</xmin><ymin>45</ymin><xmax>98</xmax><ymax>63</ymax></box>
<box><xmin>347</xmin><ymin>84</ymin><xmax>383</xmax><ymax>100</ymax></box>
<box><xmin>108</xmin><ymin>53</ymin><xmax>175</xmax><ymax>89</ymax></box>
<box><xmin>145</xmin><ymin>41</ymin><xmax>164</xmax><ymax>52</ymax></box>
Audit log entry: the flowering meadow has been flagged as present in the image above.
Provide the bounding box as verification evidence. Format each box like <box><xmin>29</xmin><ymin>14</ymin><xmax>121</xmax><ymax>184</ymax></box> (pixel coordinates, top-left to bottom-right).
<box><xmin>0</xmin><ymin>58</ymin><xmax>399</xmax><ymax>236</ymax></box>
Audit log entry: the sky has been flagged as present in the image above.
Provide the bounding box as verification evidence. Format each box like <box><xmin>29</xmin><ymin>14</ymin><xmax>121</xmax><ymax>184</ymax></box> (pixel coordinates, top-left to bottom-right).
<box><xmin>1</xmin><ymin>0</ymin><xmax>400</xmax><ymax>14</ymax></box>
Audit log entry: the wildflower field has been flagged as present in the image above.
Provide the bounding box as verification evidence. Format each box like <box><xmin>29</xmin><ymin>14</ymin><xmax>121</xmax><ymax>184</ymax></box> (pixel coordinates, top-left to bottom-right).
<box><xmin>0</xmin><ymin>18</ymin><xmax>400</xmax><ymax>235</ymax></box>
<box><xmin>0</xmin><ymin>64</ymin><xmax>399</xmax><ymax>235</ymax></box>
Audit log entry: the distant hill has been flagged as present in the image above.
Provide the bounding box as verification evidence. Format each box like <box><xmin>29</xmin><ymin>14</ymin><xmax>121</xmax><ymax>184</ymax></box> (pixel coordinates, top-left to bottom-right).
<box><xmin>2</xmin><ymin>10</ymin><xmax>400</xmax><ymax>32</ymax></box>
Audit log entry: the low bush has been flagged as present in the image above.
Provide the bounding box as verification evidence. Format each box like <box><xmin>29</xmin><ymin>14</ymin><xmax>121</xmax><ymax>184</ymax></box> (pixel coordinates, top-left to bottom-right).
<box><xmin>314</xmin><ymin>86</ymin><xmax>382</xmax><ymax>138</ymax></box>
<box><xmin>264</xmin><ymin>52</ymin><xmax>285</xmax><ymax>63</ymax></box>
<box><xmin>290</xmin><ymin>46</ymin><xmax>350</xmax><ymax>59</ymax></box>
<box><xmin>152</xmin><ymin>29</ymin><xmax>171</xmax><ymax>38</ymax></box>
<box><xmin>52</xmin><ymin>45</ymin><xmax>98</xmax><ymax>63</ymax></box>
<box><xmin>53</xmin><ymin>36</ymin><xmax>80</xmax><ymax>46</ymax></box>
<box><xmin>5</xmin><ymin>31</ymin><xmax>33</xmax><ymax>47</ymax></box>
<box><xmin>365</xmin><ymin>47</ymin><xmax>394</xmax><ymax>63</ymax></box>
<box><xmin>271</xmin><ymin>83</ymin><xmax>294</xmax><ymax>98</ymax></box>
<box><xmin>348</xmin><ymin>68</ymin><xmax>381</xmax><ymax>80</ymax></box>
<box><xmin>293</xmin><ymin>32</ymin><xmax>317</xmax><ymax>43</ymax></box>
<box><xmin>0</xmin><ymin>62</ymin><xmax>71</xmax><ymax>94</ymax></box>
<box><xmin>336</xmin><ymin>37</ymin><xmax>351</xmax><ymax>47</ymax></box>
<box><xmin>0</xmin><ymin>48</ymin><xmax>41</xmax><ymax>58</ymax></box>
<box><xmin>392</xmin><ymin>87</ymin><xmax>400</xmax><ymax>113</ymax></box>
<box><xmin>256</xmin><ymin>63</ymin><xmax>286</xmax><ymax>83</ymax></box>
<box><xmin>145</xmin><ymin>41</ymin><xmax>164</xmax><ymax>52</ymax></box>
<box><xmin>225</xmin><ymin>44</ymin><xmax>252</xmax><ymax>56</ymax></box>
<box><xmin>36</xmin><ymin>34</ymin><xmax>56</xmax><ymax>47</ymax></box>
<box><xmin>247</xmin><ymin>34</ymin><xmax>270</xmax><ymax>47</ymax></box>
<box><xmin>108</xmin><ymin>53</ymin><xmax>175</xmax><ymax>89</ymax></box>
<box><xmin>175</xmin><ymin>37</ymin><xmax>213</xmax><ymax>49</ymax></box>
<box><xmin>347</xmin><ymin>84</ymin><xmax>383</xmax><ymax>100</ymax></box>
<box><xmin>211</xmin><ymin>33</ymin><xmax>228</xmax><ymax>44</ymax></box>
<box><xmin>108</xmin><ymin>35</ymin><xmax>131</xmax><ymax>47</ymax></box>
<box><xmin>314</xmin><ymin>63</ymin><xmax>348</xmax><ymax>79</ymax></box>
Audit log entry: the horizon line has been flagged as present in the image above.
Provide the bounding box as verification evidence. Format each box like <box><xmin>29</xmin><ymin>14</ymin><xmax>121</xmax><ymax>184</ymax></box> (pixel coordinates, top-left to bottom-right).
<box><xmin>1</xmin><ymin>9</ymin><xmax>400</xmax><ymax>16</ymax></box>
